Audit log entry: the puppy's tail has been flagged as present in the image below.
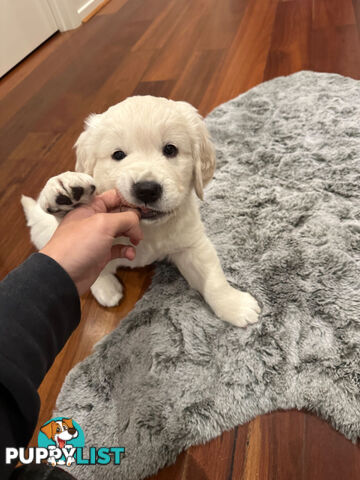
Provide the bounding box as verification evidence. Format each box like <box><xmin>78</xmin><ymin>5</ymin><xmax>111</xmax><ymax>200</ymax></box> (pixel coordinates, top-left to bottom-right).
<box><xmin>21</xmin><ymin>195</ymin><xmax>58</xmax><ymax>250</ymax></box>
<box><xmin>21</xmin><ymin>195</ymin><xmax>37</xmax><ymax>219</ymax></box>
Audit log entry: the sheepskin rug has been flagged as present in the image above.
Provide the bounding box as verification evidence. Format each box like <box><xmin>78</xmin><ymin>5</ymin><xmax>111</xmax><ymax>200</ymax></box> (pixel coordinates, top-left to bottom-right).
<box><xmin>55</xmin><ymin>71</ymin><xmax>360</xmax><ymax>480</ymax></box>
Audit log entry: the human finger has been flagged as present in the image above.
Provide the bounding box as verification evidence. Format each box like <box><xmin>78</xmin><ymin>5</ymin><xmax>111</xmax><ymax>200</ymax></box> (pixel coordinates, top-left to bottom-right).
<box><xmin>91</xmin><ymin>189</ymin><xmax>123</xmax><ymax>213</ymax></box>
<box><xmin>110</xmin><ymin>244</ymin><xmax>136</xmax><ymax>261</ymax></box>
<box><xmin>99</xmin><ymin>211</ymin><xmax>143</xmax><ymax>244</ymax></box>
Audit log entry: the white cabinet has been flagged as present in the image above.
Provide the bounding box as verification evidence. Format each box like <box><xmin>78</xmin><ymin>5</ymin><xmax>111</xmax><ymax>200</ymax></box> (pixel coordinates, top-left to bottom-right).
<box><xmin>0</xmin><ymin>0</ymin><xmax>106</xmax><ymax>77</ymax></box>
<box><xmin>0</xmin><ymin>0</ymin><xmax>58</xmax><ymax>77</ymax></box>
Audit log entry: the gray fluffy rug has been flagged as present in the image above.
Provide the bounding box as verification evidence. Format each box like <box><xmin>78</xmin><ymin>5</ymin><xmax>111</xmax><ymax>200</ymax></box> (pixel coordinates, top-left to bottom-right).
<box><xmin>55</xmin><ymin>71</ymin><xmax>360</xmax><ymax>480</ymax></box>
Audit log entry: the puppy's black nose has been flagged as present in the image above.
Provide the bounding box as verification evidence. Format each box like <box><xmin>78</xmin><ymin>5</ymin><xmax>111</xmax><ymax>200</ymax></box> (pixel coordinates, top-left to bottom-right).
<box><xmin>132</xmin><ymin>181</ymin><xmax>163</xmax><ymax>204</ymax></box>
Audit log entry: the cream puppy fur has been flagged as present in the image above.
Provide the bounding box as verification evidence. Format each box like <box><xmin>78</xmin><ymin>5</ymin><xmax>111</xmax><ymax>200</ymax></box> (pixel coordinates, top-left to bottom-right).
<box><xmin>21</xmin><ymin>96</ymin><xmax>260</xmax><ymax>327</ymax></box>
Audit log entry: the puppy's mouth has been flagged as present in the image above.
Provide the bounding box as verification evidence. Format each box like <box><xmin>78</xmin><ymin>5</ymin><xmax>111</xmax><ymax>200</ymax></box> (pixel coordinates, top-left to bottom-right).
<box><xmin>58</xmin><ymin>438</ymin><xmax>66</xmax><ymax>449</ymax></box>
<box><xmin>138</xmin><ymin>208</ymin><xmax>166</xmax><ymax>220</ymax></box>
<box><xmin>116</xmin><ymin>193</ymin><xmax>169</xmax><ymax>221</ymax></box>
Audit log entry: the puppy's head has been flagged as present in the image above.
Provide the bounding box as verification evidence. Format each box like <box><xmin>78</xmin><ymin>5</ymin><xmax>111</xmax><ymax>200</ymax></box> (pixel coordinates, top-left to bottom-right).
<box><xmin>74</xmin><ymin>96</ymin><xmax>215</xmax><ymax>223</ymax></box>
<box><xmin>40</xmin><ymin>418</ymin><xmax>77</xmax><ymax>443</ymax></box>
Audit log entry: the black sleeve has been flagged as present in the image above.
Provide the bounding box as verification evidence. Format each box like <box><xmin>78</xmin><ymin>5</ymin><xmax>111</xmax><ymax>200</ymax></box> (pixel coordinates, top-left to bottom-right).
<box><xmin>0</xmin><ymin>253</ymin><xmax>81</xmax><ymax>477</ymax></box>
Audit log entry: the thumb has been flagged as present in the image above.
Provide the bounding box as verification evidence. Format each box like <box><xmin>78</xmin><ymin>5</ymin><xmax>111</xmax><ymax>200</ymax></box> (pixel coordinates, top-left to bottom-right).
<box><xmin>110</xmin><ymin>244</ymin><xmax>136</xmax><ymax>261</ymax></box>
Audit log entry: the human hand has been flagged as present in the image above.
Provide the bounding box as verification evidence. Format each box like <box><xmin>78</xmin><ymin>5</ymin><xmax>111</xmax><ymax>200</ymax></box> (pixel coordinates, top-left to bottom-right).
<box><xmin>40</xmin><ymin>189</ymin><xmax>143</xmax><ymax>295</ymax></box>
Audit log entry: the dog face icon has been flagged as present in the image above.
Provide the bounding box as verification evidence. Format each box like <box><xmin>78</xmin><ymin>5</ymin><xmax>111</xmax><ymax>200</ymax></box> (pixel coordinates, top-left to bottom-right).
<box><xmin>40</xmin><ymin>418</ymin><xmax>78</xmax><ymax>449</ymax></box>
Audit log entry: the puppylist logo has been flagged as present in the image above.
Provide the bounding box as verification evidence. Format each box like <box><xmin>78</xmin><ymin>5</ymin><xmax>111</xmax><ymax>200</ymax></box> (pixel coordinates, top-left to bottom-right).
<box><xmin>5</xmin><ymin>417</ymin><xmax>125</xmax><ymax>467</ymax></box>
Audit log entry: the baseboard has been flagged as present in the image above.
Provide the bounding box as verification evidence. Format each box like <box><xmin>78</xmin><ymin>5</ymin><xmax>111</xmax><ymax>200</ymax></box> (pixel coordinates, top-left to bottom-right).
<box><xmin>48</xmin><ymin>0</ymin><xmax>108</xmax><ymax>31</ymax></box>
<box><xmin>78</xmin><ymin>0</ymin><xmax>108</xmax><ymax>21</ymax></box>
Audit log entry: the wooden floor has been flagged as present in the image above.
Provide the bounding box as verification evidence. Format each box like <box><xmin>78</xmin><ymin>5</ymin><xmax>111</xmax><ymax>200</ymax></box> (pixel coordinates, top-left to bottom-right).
<box><xmin>1</xmin><ymin>0</ymin><xmax>360</xmax><ymax>478</ymax></box>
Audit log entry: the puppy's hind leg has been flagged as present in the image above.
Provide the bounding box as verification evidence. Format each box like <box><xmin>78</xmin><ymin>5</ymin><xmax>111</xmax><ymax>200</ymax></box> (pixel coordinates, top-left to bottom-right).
<box><xmin>90</xmin><ymin>260</ymin><xmax>124</xmax><ymax>307</ymax></box>
<box><xmin>91</xmin><ymin>273</ymin><xmax>124</xmax><ymax>307</ymax></box>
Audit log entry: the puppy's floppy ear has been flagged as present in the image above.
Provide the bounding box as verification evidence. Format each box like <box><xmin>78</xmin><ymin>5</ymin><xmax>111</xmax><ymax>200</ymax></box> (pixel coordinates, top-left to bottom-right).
<box><xmin>62</xmin><ymin>418</ymin><xmax>74</xmax><ymax>429</ymax></box>
<box><xmin>193</xmin><ymin>120</ymin><xmax>216</xmax><ymax>200</ymax></box>
<box><xmin>74</xmin><ymin>113</ymin><xmax>102</xmax><ymax>175</ymax></box>
<box><xmin>40</xmin><ymin>421</ymin><xmax>55</xmax><ymax>439</ymax></box>
<box><xmin>176</xmin><ymin>101</ymin><xmax>216</xmax><ymax>200</ymax></box>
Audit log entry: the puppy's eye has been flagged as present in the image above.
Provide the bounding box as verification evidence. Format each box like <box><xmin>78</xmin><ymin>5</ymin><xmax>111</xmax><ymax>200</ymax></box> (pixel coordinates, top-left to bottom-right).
<box><xmin>112</xmin><ymin>150</ymin><xmax>127</xmax><ymax>161</ymax></box>
<box><xmin>56</xmin><ymin>427</ymin><xmax>60</xmax><ymax>433</ymax></box>
<box><xmin>163</xmin><ymin>144</ymin><xmax>178</xmax><ymax>158</ymax></box>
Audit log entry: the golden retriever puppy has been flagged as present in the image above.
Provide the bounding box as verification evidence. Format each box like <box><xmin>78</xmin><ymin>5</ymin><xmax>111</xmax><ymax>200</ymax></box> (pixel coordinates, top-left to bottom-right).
<box><xmin>22</xmin><ymin>96</ymin><xmax>260</xmax><ymax>327</ymax></box>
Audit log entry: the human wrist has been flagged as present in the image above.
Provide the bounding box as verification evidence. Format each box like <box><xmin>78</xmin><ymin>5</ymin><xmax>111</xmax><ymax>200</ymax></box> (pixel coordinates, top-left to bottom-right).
<box><xmin>39</xmin><ymin>248</ymin><xmax>81</xmax><ymax>294</ymax></box>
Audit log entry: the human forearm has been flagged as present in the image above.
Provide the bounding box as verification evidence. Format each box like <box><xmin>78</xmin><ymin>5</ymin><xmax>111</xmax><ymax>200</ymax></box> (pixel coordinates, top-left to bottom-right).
<box><xmin>0</xmin><ymin>253</ymin><xmax>81</xmax><ymax>450</ymax></box>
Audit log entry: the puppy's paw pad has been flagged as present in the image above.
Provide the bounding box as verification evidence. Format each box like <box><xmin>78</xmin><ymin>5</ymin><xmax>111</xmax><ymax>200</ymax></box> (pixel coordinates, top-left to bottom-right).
<box><xmin>71</xmin><ymin>186</ymin><xmax>84</xmax><ymax>201</ymax></box>
<box><xmin>39</xmin><ymin>172</ymin><xmax>96</xmax><ymax>216</ymax></box>
<box><xmin>55</xmin><ymin>193</ymin><xmax>73</xmax><ymax>206</ymax></box>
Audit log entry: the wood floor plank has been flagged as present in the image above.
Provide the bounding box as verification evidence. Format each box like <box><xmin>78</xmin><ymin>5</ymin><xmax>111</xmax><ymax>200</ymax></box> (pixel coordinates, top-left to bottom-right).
<box><xmin>148</xmin><ymin>429</ymin><xmax>239</xmax><ymax>480</ymax></box>
<box><xmin>263</xmin><ymin>0</ymin><xmax>312</xmax><ymax>80</ymax></box>
<box><xmin>195</xmin><ymin>0</ymin><xmax>248</xmax><ymax>51</ymax></box>
<box><xmin>0</xmin><ymin>0</ymin><xmax>156</xmax><ymax>148</ymax></box>
<box><xmin>310</xmin><ymin>24</ymin><xmax>360</xmax><ymax>78</ymax></box>
<box><xmin>227</xmin><ymin>425</ymin><xmax>250</xmax><ymax>480</ymax></box>
<box><xmin>352</xmin><ymin>0</ymin><xmax>360</xmax><ymax>29</ymax></box>
<box><xmin>131</xmin><ymin>0</ymin><xmax>189</xmax><ymax>52</ymax></box>
<box><xmin>313</xmin><ymin>0</ymin><xmax>356</xmax><ymax>29</ymax></box>
<box><xmin>171</xmin><ymin>49</ymin><xmax>226</xmax><ymax>110</ymax></box>
<box><xmin>0</xmin><ymin>17</ymin><xmax>108</xmax><ymax>158</ymax></box>
<box><xmin>201</xmin><ymin>0</ymin><xmax>278</xmax><ymax>113</ymax></box>
<box><xmin>235</xmin><ymin>411</ymin><xmax>306</xmax><ymax>480</ymax></box>
<box><xmin>0</xmin><ymin>19</ymin><xmax>106</xmax><ymax>130</ymax></box>
<box><xmin>184</xmin><ymin>430</ymin><xmax>237</xmax><ymax>480</ymax></box>
<box><xmin>33</xmin><ymin>20</ymin><xmax>152</xmax><ymax>132</ymax></box>
<box><xmin>303</xmin><ymin>413</ymin><xmax>360</xmax><ymax>480</ymax></box>
<box><xmin>0</xmin><ymin>32</ymin><xmax>68</xmax><ymax>102</ymax></box>
<box><xmin>141</xmin><ymin>2</ymin><xmax>207</xmax><ymax>82</ymax></box>
<box><xmin>132</xmin><ymin>80</ymin><xmax>176</xmax><ymax>98</ymax></box>
<box><xmin>147</xmin><ymin>451</ymin><xmax>188</xmax><ymax>480</ymax></box>
<box><xmin>97</xmin><ymin>0</ymin><xmax>128</xmax><ymax>15</ymax></box>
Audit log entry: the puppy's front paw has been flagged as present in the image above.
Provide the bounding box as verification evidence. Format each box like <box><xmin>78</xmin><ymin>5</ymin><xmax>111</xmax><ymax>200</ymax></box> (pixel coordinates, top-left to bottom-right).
<box><xmin>91</xmin><ymin>274</ymin><xmax>124</xmax><ymax>307</ymax></box>
<box><xmin>38</xmin><ymin>171</ymin><xmax>96</xmax><ymax>217</ymax></box>
<box><xmin>214</xmin><ymin>288</ymin><xmax>261</xmax><ymax>328</ymax></box>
